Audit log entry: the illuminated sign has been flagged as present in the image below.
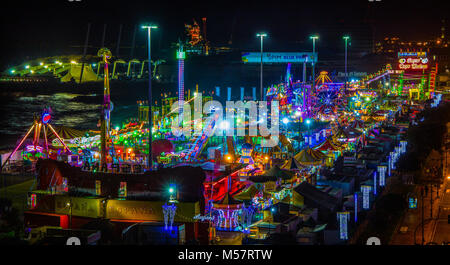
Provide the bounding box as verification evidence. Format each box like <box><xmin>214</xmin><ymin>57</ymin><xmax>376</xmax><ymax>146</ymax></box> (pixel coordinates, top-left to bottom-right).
<box><xmin>52</xmin><ymin>135</ymin><xmax>101</xmax><ymax>148</ymax></box>
<box><xmin>242</xmin><ymin>52</ymin><xmax>317</xmax><ymax>63</ymax></box>
<box><xmin>106</xmin><ymin>200</ymin><xmax>200</xmax><ymax>222</ymax></box>
<box><xmin>337</xmin><ymin>72</ymin><xmax>367</xmax><ymax>77</ymax></box>
<box><xmin>54</xmin><ymin>196</ymin><xmax>103</xmax><ymax>218</ymax></box>
<box><xmin>193</xmin><ymin>214</ymin><xmax>214</xmax><ymax>221</ymax></box>
<box><xmin>398</xmin><ymin>57</ymin><xmax>428</xmax><ymax>70</ymax></box>
<box><xmin>398</xmin><ymin>51</ymin><xmax>426</xmax><ymax>58</ymax></box>
<box><xmin>26</xmin><ymin>145</ymin><xmax>43</xmax><ymax>152</ymax></box>
<box><xmin>387</xmin><ymin>69</ymin><xmax>404</xmax><ymax>74</ymax></box>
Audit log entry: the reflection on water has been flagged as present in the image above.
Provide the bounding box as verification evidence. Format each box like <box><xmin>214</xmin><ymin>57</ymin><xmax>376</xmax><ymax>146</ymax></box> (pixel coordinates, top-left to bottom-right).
<box><xmin>0</xmin><ymin>92</ymin><xmax>136</xmax><ymax>150</ymax></box>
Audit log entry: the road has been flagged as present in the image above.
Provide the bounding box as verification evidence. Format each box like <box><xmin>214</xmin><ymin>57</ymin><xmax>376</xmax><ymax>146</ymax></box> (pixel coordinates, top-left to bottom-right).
<box><xmin>389</xmin><ymin>121</ymin><xmax>450</xmax><ymax>245</ymax></box>
<box><xmin>389</xmin><ymin>185</ymin><xmax>440</xmax><ymax>245</ymax></box>
<box><xmin>430</xmin><ymin>121</ymin><xmax>450</xmax><ymax>244</ymax></box>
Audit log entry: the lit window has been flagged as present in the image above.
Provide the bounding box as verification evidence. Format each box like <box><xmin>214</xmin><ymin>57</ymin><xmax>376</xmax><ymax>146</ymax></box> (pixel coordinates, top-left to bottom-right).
<box><xmin>29</xmin><ymin>194</ymin><xmax>37</xmax><ymax>209</ymax></box>
<box><xmin>119</xmin><ymin>182</ymin><xmax>127</xmax><ymax>198</ymax></box>
<box><xmin>62</xmin><ymin>177</ymin><xmax>68</xmax><ymax>192</ymax></box>
<box><xmin>95</xmin><ymin>180</ymin><xmax>101</xmax><ymax>196</ymax></box>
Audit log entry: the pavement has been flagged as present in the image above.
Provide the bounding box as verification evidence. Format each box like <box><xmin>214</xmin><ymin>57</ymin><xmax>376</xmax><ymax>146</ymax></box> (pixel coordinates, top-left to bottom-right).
<box><xmin>430</xmin><ymin>180</ymin><xmax>450</xmax><ymax>244</ymax></box>
<box><xmin>429</xmin><ymin>122</ymin><xmax>450</xmax><ymax>244</ymax></box>
<box><xmin>389</xmin><ymin>186</ymin><xmax>441</xmax><ymax>245</ymax></box>
<box><xmin>390</xmin><ymin>121</ymin><xmax>450</xmax><ymax>245</ymax></box>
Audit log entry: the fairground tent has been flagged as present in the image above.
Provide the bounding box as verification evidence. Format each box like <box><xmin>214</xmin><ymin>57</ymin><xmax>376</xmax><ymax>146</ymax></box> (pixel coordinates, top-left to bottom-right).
<box><xmin>349</xmin><ymin>119</ymin><xmax>365</xmax><ymax>131</ymax></box>
<box><xmin>281</xmin><ymin>157</ymin><xmax>304</xmax><ymax>170</ymax></box>
<box><xmin>60</xmin><ymin>64</ymin><xmax>99</xmax><ymax>83</ymax></box>
<box><xmin>313</xmin><ymin>137</ymin><xmax>342</xmax><ymax>152</ymax></box>
<box><xmin>46</xmin><ymin>126</ymin><xmax>86</xmax><ymax>140</ymax></box>
<box><xmin>249</xmin><ymin>165</ymin><xmax>294</xmax><ymax>183</ymax></box>
<box><xmin>294</xmin><ymin>148</ymin><xmax>327</xmax><ymax>166</ymax></box>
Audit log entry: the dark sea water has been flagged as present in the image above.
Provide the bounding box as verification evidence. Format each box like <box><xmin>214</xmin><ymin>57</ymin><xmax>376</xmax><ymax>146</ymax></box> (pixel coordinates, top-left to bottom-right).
<box><xmin>0</xmin><ymin>87</ymin><xmax>142</xmax><ymax>151</ymax></box>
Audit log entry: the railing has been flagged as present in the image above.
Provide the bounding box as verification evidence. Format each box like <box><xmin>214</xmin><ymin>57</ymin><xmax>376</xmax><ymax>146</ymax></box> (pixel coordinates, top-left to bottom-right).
<box><xmin>80</xmin><ymin>161</ymin><xmax>146</xmax><ymax>174</ymax></box>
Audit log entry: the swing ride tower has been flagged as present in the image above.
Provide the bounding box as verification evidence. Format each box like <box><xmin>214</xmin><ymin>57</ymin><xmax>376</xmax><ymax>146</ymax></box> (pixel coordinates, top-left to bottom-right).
<box><xmin>98</xmin><ymin>48</ymin><xmax>112</xmax><ymax>166</ymax></box>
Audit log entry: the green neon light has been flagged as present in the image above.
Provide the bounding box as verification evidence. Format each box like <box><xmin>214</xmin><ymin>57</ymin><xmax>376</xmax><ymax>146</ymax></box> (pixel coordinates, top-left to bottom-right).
<box><xmin>177</xmin><ymin>51</ymin><xmax>185</xmax><ymax>59</ymax></box>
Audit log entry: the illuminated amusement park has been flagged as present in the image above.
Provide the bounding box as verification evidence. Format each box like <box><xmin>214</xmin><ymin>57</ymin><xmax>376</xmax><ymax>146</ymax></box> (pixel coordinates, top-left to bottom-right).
<box><xmin>0</xmin><ymin>0</ymin><xmax>450</xmax><ymax>249</ymax></box>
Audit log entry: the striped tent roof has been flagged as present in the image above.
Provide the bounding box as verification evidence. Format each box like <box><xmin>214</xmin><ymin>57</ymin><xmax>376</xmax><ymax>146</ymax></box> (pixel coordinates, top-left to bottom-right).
<box><xmin>313</xmin><ymin>137</ymin><xmax>342</xmax><ymax>152</ymax></box>
<box><xmin>262</xmin><ymin>165</ymin><xmax>295</xmax><ymax>179</ymax></box>
<box><xmin>294</xmin><ymin>148</ymin><xmax>327</xmax><ymax>166</ymax></box>
<box><xmin>281</xmin><ymin>157</ymin><xmax>304</xmax><ymax>170</ymax></box>
<box><xmin>46</xmin><ymin>126</ymin><xmax>86</xmax><ymax>140</ymax></box>
<box><xmin>350</xmin><ymin>119</ymin><xmax>365</xmax><ymax>131</ymax></box>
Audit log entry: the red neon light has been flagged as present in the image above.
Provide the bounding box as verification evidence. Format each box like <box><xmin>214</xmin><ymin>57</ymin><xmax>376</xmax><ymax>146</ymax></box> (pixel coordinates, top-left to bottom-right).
<box><xmin>42</xmin><ymin>113</ymin><xmax>51</xmax><ymax>124</ymax></box>
<box><xmin>398</xmin><ymin>57</ymin><xmax>429</xmax><ymax>70</ymax></box>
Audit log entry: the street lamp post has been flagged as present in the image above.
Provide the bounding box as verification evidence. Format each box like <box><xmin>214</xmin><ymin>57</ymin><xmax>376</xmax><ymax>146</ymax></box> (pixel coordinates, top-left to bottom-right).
<box><xmin>257</xmin><ymin>33</ymin><xmax>267</xmax><ymax>101</ymax></box>
<box><xmin>421</xmin><ymin>186</ymin><xmax>425</xmax><ymax>245</ymax></box>
<box><xmin>67</xmin><ymin>200</ymin><xmax>73</xmax><ymax>229</ymax></box>
<box><xmin>305</xmin><ymin>119</ymin><xmax>311</xmax><ymax>146</ymax></box>
<box><xmin>142</xmin><ymin>24</ymin><xmax>158</xmax><ymax>170</ymax></box>
<box><xmin>310</xmin><ymin>35</ymin><xmax>319</xmax><ymax>83</ymax></box>
<box><xmin>343</xmin><ymin>36</ymin><xmax>350</xmax><ymax>90</ymax></box>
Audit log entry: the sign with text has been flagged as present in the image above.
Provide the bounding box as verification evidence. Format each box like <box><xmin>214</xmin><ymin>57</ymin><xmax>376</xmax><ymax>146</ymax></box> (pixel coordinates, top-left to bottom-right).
<box><xmin>242</xmin><ymin>52</ymin><xmax>317</xmax><ymax>63</ymax></box>
<box><xmin>398</xmin><ymin>57</ymin><xmax>428</xmax><ymax>71</ymax></box>
<box><xmin>54</xmin><ymin>196</ymin><xmax>103</xmax><ymax>218</ymax></box>
<box><xmin>398</xmin><ymin>51</ymin><xmax>426</xmax><ymax>58</ymax></box>
<box><xmin>106</xmin><ymin>199</ymin><xmax>200</xmax><ymax>222</ymax></box>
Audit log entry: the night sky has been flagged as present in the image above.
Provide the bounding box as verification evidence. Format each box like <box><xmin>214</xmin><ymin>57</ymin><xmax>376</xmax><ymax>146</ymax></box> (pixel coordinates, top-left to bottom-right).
<box><xmin>1</xmin><ymin>0</ymin><xmax>448</xmax><ymax>68</ymax></box>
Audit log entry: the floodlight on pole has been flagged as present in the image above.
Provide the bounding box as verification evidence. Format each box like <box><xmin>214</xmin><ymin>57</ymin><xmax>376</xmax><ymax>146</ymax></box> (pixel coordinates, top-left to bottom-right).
<box><xmin>141</xmin><ymin>23</ymin><xmax>158</xmax><ymax>170</ymax></box>
<box><xmin>257</xmin><ymin>33</ymin><xmax>267</xmax><ymax>101</ymax></box>
<box><xmin>309</xmin><ymin>35</ymin><xmax>319</xmax><ymax>82</ymax></box>
<box><xmin>343</xmin><ymin>36</ymin><xmax>350</xmax><ymax>90</ymax></box>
